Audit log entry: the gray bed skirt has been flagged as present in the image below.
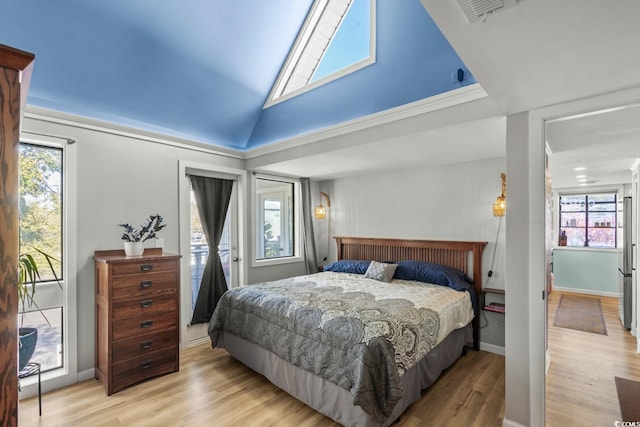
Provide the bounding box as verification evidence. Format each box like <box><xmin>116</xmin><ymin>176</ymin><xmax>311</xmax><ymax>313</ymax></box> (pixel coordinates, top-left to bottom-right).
<box><xmin>216</xmin><ymin>324</ymin><xmax>473</xmax><ymax>427</ymax></box>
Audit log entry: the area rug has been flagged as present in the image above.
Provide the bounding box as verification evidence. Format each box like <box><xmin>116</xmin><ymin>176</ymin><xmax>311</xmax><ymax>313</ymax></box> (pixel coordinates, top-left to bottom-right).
<box><xmin>553</xmin><ymin>294</ymin><xmax>607</xmax><ymax>335</ymax></box>
<box><xmin>615</xmin><ymin>376</ymin><xmax>640</xmax><ymax>421</ymax></box>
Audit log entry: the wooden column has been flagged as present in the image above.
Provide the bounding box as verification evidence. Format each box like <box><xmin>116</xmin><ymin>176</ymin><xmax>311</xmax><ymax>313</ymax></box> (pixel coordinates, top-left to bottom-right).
<box><xmin>0</xmin><ymin>44</ymin><xmax>35</xmax><ymax>427</ymax></box>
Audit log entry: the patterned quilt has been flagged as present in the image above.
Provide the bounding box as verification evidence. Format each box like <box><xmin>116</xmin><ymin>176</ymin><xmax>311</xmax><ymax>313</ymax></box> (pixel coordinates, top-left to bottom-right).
<box><xmin>208</xmin><ymin>271</ymin><xmax>474</xmax><ymax>421</ymax></box>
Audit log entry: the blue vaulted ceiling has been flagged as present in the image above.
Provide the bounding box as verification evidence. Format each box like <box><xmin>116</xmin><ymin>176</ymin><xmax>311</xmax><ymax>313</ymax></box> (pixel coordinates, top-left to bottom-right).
<box><xmin>0</xmin><ymin>0</ymin><xmax>475</xmax><ymax>151</ymax></box>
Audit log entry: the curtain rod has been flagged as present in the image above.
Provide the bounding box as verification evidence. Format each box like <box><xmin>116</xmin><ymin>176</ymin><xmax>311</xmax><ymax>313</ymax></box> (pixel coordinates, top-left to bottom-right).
<box><xmin>21</xmin><ymin>130</ymin><xmax>76</xmax><ymax>144</ymax></box>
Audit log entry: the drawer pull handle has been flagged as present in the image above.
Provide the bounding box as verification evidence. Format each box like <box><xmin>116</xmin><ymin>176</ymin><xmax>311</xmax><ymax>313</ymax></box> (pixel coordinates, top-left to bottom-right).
<box><xmin>140</xmin><ymin>264</ymin><xmax>153</xmax><ymax>272</ymax></box>
<box><xmin>140</xmin><ymin>320</ymin><xmax>153</xmax><ymax>329</ymax></box>
<box><xmin>140</xmin><ymin>280</ymin><xmax>153</xmax><ymax>289</ymax></box>
<box><xmin>141</xmin><ymin>340</ymin><xmax>153</xmax><ymax>349</ymax></box>
<box><xmin>140</xmin><ymin>360</ymin><xmax>153</xmax><ymax>369</ymax></box>
<box><xmin>140</xmin><ymin>299</ymin><xmax>153</xmax><ymax>308</ymax></box>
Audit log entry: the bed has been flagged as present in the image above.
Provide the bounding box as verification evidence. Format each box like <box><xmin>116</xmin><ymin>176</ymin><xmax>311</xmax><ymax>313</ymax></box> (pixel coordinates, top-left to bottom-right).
<box><xmin>208</xmin><ymin>236</ymin><xmax>487</xmax><ymax>426</ymax></box>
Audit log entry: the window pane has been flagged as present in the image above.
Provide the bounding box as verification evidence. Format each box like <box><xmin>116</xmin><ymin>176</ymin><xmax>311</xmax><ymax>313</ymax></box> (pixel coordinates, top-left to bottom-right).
<box><xmin>19</xmin><ymin>144</ymin><xmax>63</xmax><ymax>281</ymax></box>
<box><xmin>559</xmin><ymin>192</ymin><xmax>617</xmax><ymax>248</ymax></box>
<box><xmin>256</xmin><ymin>178</ymin><xmax>295</xmax><ymax>260</ymax></box>
<box><xmin>587</xmin><ymin>228</ymin><xmax>616</xmax><ymax>248</ymax></box>
<box><xmin>20</xmin><ymin>307</ymin><xmax>63</xmax><ymax>372</ymax></box>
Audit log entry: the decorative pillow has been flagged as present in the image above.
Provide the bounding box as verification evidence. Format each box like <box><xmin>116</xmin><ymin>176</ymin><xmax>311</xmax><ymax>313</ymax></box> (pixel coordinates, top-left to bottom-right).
<box><xmin>363</xmin><ymin>260</ymin><xmax>397</xmax><ymax>282</ymax></box>
<box><xmin>323</xmin><ymin>260</ymin><xmax>370</xmax><ymax>274</ymax></box>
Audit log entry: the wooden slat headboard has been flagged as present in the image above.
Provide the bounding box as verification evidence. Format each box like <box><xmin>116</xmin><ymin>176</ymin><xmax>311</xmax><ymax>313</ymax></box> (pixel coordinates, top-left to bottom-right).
<box><xmin>334</xmin><ymin>236</ymin><xmax>488</xmax><ymax>350</ymax></box>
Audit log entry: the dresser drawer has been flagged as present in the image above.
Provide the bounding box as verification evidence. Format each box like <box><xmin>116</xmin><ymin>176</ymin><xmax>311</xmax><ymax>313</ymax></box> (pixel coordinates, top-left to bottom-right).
<box><xmin>112</xmin><ymin>311</ymin><xmax>177</xmax><ymax>341</ymax></box>
<box><xmin>112</xmin><ymin>347</ymin><xmax>178</xmax><ymax>393</ymax></box>
<box><xmin>112</xmin><ymin>292</ymin><xmax>176</xmax><ymax>320</ymax></box>
<box><xmin>112</xmin><ymin>329</ymin><xmax>177</xmax><ymax>362</ymax></box>
<box><xmin>112</xmin><ymin>271</ymin><xmax>176</xmax><ymax>298</ymax></box>
<box><xmin>112</xmin><ymin>259</ymin><xmax>177</xmax><ymax>277</ymax></box>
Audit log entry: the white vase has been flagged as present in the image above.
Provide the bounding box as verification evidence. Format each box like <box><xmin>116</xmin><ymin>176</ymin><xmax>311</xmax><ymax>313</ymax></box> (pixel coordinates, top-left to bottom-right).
<box><xmin>124</xmin><ymin>241</ymin><xmax>144</xmax><ymax>257</ymax></box>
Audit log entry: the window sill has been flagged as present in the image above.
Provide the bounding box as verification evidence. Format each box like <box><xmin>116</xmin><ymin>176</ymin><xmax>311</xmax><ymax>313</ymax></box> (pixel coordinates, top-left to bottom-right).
<box><xmin>252</xmin><ymin>255</ymin><xmax>304</xmax><ymax>268</ymax></box>
<box><xmin>554</xmin><ymin>246</ymin><xmax>621</xmax><ymax>253</ymax></box>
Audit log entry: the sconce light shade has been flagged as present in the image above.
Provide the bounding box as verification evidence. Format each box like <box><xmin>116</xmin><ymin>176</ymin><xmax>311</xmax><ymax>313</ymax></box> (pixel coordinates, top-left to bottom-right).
<box><xmin>493</xmin><ymin>173</ymin><xmax>506</xmax><ymax>217</ymax></box>
<box><xmin>315</xmin><ymin>192</ymin><xmax>331</xmax><ymax>220</ymax></box>
<box><xmin>314</xmin><ymin>205</ymin><xmax>327</xmax><ymax>219</ymax></box>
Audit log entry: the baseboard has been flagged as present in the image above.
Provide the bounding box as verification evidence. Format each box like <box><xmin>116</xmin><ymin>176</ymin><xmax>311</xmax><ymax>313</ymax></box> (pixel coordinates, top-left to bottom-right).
<box><xmin>186</xmin><ymin>335</ymin><xmax>211</xmax><ymax>348</ymax></box>
<box><xmin>503</xmin><ymin>418</ymin><xmax>528</xmax><ymax>427</ymax></box>
<box><xmin>78</xmin><ymin>368</ymin><xmax>96</xmax><ymax>382</ymax></box>
<box><xmin>546</xmin><ymin>349</ymin><xmax>551</xmax><ymax>375</ymax></box>
<box><xmin>553</xmin><ymin>286</ymin><xmax>621</xmax><ymax>298</ymax></box>
<box><xmin>480</xmin><ymin>342</ymin><xmax>505</xmax><ymax>356</ymax></box>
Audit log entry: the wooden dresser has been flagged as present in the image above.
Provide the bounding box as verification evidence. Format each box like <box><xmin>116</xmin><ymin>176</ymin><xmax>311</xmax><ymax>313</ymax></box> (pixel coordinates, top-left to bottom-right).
<box><xmin>94</xmin><ymin>248</ymin><xmax>181</xmax><ymax>395</ymax></box>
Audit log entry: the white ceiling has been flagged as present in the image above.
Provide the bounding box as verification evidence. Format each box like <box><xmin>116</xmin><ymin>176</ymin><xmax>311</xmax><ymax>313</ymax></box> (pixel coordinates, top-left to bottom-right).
<box><xmin>257</xmin><ymin>0</ymin><xmax>640</xmax><ymax>186</ymax></box>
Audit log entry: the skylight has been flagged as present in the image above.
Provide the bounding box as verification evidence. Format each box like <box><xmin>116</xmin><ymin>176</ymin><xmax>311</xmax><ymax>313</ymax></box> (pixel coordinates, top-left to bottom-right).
<box><xmin>264</xmin><ymin>0</ymin><xmax>375</xmax><ymax>108</ymax></box>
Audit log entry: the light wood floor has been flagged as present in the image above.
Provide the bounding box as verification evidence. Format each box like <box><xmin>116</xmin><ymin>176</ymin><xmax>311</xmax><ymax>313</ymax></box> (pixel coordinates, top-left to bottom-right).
<box><xmin>21</xmin><ymin>292</ymin><xmax>636</xmax><ymax>426</ymax></box>
<box><xmin>19</xmin><ymin>344</ymin><xmax>505</xmax><ymax>426</ymax></box>
<box><xmin>546</xmin><ymin>291</ymin><xmax>640</xmax><ymax>426</ymax></box>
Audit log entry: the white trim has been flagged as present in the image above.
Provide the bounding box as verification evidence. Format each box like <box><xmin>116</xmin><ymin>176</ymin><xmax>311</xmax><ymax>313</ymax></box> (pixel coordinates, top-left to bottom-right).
<box><xmin>545</xmin><ymin>349</ymin><xmax>551</xmax><ymax>375</ymax></box>
<box><xmin>249</xmin><ymin>84</ymin><xmax>489</xmax><ymax>157</ymax></box>
<box><xmin>502</xmin><ymin>419</ymin><xmax>528</xmax><ymax>427</ymax></box>
<box><xmin>631</xmin><ymin>157</ymin><xmax>640</xmax><ymax>171</ymax></box>
<box><xmin>16</xmin><ymin>136</ymin><xmax>78</xmax><ymax>397</ymax></box>
<box><xmin>185</xmin><ymin>335</ymin><xmax>211</xmax><ymax>349</ymax></box>
<box><xmin>480</xmin><ymin>342</ymin><xmax>505</xmax><ymax>356</ymax></box>
<box><xmin>178</xmin><ymin>160</ymin><xmax>246</xmax><ymax>350</ymax></box>
<box><xmin>552</xmin><ymin>286</ymin><xmax>620</xmax><ymax>298</ymax></box>
<box><xmin>529</xmin><ymin>85</ymin><xmax>640</xmax><ymax>426</ymax></box>
<box><xmin>77</xmin><ymin>368</ymin><xmax>96</xmax><ymax>382</ymax></box>
<box><xmin>264</xmin><ymin>0</ymin><xmax>376</xmax><ymax>108</ymax></box>
<box><xmin>24</xmin><ymin>105</ymin><xmax>244</xmax><ymax>159</ymax></box>
<box><xmin>251</xmin><ymin>174</ymin><xmax>304</xmax><ymax>267</ymax></box>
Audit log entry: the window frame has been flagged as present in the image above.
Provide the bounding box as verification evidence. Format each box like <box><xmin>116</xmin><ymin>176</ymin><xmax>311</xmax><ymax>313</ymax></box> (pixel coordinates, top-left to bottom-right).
<box><xmin>252</xmin><ymin>174</ymin><xmax>303</xmax><ymax>267</ymax></box>
<box><xmin>18</xmin><ymin>133</ymin><xmax>78</xmax><ymax>395</ymax></box>
<box><xmin>263</xmin><ymin>0</ymin><xmax>377</xmax><ymax>108</ymax></box>
<box><xmin>558</xmin><ymin>192</ymin><xmax>618</xmax><ymax>249</ymax></box>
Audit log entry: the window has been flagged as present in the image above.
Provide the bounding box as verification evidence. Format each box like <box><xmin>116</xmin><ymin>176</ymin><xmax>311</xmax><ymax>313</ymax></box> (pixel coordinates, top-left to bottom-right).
<box><xmin>254</xmin><ymin>176</ymin><xmax>300</xmax><ymax>263</ymax></box>
<box><xmin>559</xmin><ymin>193</ymin><xmax>617</xmax><ymax>248</ymax></box>
<box><xmin>19</xmin><ymin>142</ymin><xmax>64</xmax><ymax>372</ymax></box>
<box><xmin>265</xmin><ymin>0</ymin><xmax>375</xmax><ymax>107</ymax></box>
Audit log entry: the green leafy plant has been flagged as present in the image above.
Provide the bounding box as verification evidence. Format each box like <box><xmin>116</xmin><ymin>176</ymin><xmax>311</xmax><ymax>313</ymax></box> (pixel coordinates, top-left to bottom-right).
<box><xmin>18</xmin><ymin>247</ymin><xmax>61</xmax><ymax>325</ymax></box>
<box><xmin>119</xmin><ymin>214</ymin><xmax>166</xmax><ymax>242</ymax></box>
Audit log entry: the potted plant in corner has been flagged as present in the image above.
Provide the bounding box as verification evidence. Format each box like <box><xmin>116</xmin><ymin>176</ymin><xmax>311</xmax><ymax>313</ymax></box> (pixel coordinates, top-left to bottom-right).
<box><xmin>119</xmin><ymin>214</ymin><xmax>166</xmax><ymax>256</ymax></box>
<box><xmin>18</xmin><ymin>248</ymin><xmax>61</xmax><ymax>371</ymax></box>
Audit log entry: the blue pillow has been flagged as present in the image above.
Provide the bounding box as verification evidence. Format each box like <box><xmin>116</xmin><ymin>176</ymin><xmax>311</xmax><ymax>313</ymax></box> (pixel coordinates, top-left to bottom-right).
<box><xmin>323</xmin><ymin>260</ymin><xmax>371</xmax><ymax>274</ymax></box>
<box><xmin>394</xmin><ymin>260</ymin><xmax>478</xmax><ymax>313</ymax></box>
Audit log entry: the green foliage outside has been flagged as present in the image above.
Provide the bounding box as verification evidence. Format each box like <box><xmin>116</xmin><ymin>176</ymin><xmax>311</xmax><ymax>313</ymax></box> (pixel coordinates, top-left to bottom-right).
<box><xmin>19</xmin><ymin>144</ymin><xmax>63</xmax><ymax>281</ymax></box>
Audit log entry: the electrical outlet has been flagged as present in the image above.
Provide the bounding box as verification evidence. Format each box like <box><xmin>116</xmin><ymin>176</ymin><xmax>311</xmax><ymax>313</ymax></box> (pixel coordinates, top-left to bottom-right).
<box><xmin>499</xmin><ymin>317</ymin><xmax>505</xmax><ymax>329</ymax></box>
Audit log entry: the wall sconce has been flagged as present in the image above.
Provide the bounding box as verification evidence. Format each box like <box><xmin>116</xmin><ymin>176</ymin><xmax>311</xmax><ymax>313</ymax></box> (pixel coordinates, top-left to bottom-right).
<box><xmin>493</xmin><ymin>173</ymin><xmax>506</xmax><ymax>217</ymax></box>
<box><xmin>314</xmin><ymin>192</ymin><xmax>331</xmax><ymax>219</ymax></box>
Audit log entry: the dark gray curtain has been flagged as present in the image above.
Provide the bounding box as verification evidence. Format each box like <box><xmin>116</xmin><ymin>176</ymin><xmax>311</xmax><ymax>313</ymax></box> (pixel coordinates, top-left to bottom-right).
<box><xmin>300</xmin><ymin>178</ymin><xmax>318</xmax><ymax>274</ymax></box>
<box><xmin>189</xmin><ymin>175</ymin><xmax>234</xmax><ymax>324</ymax></box>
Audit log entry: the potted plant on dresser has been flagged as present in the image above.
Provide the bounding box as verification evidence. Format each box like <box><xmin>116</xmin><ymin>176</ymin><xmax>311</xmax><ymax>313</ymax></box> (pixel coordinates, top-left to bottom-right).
<box><xmin>18</xmin><ymin>248</ymin><xmax>61</xmax><ymax>371</ymax></box>
<box><xmin>119</xmin><ymin>214</ymin><xmax>166</xmax><ymax>256</ymax></box>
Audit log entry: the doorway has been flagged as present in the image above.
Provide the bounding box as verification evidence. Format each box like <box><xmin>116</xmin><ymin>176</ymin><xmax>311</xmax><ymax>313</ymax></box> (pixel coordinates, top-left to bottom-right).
<box><xmin>543</xmin><ymin>102</ymin><xmax>640</xmax><ymax>424</ymax></box>
<box><xmin>178</xmin><ymin>162</ymin><xmax>245</xmax><ymax>349</ymax></box>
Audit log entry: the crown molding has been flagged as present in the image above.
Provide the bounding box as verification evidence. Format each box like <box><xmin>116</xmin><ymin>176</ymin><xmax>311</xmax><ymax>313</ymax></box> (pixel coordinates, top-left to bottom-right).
<box><xmin>23</xmin><ymin>105</ymin><xmax>245</xmax><ymax>159</ymax></box>
<box><xmin>246</xmin><ymin>84</ymin><xmax>488</xmax><ymax>158</ymax></box>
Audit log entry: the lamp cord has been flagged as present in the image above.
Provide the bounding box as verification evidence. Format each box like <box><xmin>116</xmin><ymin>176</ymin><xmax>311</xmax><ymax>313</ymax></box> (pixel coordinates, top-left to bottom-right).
<box><xmin>480</xmin><ymin>215</ymin><xmax>503</xmax><ymax>329</ymax></box>
<box><xmin>484</xmin><ymin>215</ymin><xmax>502</xmax><ymax>289</ymax></box>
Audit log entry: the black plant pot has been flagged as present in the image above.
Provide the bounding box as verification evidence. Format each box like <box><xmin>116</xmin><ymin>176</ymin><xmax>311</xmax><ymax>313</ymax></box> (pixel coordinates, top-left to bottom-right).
<box><xmin>18</xmin><ymin>327</ymin><xmax>38</xmax><ymax>371</ymax></box>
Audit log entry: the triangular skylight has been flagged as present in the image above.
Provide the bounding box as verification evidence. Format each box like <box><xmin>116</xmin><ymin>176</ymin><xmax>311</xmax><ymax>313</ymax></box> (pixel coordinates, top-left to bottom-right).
<box><xmin>264</xmin><ymin>0</ymin><xmax>375</xmax><ymax>108</ymax></box>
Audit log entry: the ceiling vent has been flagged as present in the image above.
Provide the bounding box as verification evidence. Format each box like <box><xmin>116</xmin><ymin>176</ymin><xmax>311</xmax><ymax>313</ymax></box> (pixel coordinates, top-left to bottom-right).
<box><xmin>456</xmin><ymin>0</ymin><xmax>516</xmax><ymax>23</ymax></box>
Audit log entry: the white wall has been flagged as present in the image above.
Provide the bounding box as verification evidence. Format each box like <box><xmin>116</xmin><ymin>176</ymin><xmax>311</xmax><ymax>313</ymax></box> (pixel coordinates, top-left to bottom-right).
<box><xmin>316</xmin><ymin>157</ymin><xmax>507</xmax><ymax>348</ymax></box>
<box><xmin>23</xmin><ymin>111</ymin><xmax>246</xmax><ymax>376</ymax></box>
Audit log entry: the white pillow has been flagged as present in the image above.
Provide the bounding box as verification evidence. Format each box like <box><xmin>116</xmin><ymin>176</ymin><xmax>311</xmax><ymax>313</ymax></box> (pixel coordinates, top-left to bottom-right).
<box><xmin>363</xmin><ymin>260</ymin><xmax>397</xmax><ymax>282</ymax></box>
